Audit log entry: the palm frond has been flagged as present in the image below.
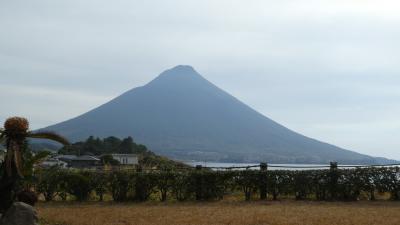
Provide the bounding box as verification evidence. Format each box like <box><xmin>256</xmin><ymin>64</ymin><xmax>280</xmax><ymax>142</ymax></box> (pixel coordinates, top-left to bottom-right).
<box><xmin>0</xmin><ymin>128</ymin><xmax>5</xmax><ymax>143</ymax></box>
<box><xmin>0</xmin><ymin>135</ymin><xmax>5</xmax><ymax>144</ymax></box>
<box><xmin>27</xmin><ymin>131</ymin><xmax>70</xmax><ymax>146</ymax></box>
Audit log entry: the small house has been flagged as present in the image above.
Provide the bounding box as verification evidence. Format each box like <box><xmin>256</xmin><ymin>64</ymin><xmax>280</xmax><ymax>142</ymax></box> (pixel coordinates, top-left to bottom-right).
<box><xmin>68</xmin><ymin>155</ymin><xmax>100</xmax><ymax>168</ymax></box>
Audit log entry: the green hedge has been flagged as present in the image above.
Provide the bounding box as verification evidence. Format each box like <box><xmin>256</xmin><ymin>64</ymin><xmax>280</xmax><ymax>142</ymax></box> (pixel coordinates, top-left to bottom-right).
<box><xmin>32</xmin><ymin>167</ymin><xmax>400</xmax><ymax>202</ymax></box>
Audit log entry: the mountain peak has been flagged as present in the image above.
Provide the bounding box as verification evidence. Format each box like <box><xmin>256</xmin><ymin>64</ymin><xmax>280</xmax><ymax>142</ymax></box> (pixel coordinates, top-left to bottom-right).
<box><xmin>161</xmin><ymin>65</ymin><xmax>199</xmax><ymax>77</ymax></box>
<box><xmin>169</xmin><ymin>65</ymin><xmax>196</xmax><ymax>73</ymax></box>
<box><xmin>147</xmin><ymin>65</ymin><xmax>207</xmax><ymax>87</ymax></box>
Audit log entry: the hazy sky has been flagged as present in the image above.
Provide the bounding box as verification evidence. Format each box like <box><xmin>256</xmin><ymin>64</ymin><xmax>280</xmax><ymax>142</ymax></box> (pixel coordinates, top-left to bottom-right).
<box><xmin>1</xmin><ymin>0</ymin><xmax>399</xmax><ymax>160</ymax></box>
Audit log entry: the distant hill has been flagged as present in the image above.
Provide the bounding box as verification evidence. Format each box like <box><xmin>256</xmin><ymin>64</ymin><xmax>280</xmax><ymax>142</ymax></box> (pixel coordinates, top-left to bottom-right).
<box><xmin>38</xmin><ymin>65</ymin><xmax>395</xmax><ymax>164</ymax></box>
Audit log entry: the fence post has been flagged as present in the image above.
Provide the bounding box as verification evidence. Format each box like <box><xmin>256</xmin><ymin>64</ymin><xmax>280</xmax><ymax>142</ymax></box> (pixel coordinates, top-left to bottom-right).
<box><xmin>136</xmin><ymin>164</ymin><xmax>143</xmax><ymax>172</ymax></box>
<box><xmin>195</xmin><ymin>165</ymin><xmax>202</xmax><ymax>201</ymax></box>
<box><xmin>260</xmin><ymin>162</ymin><xmax>268</xmax><ymax>200</ymax></box>
<box><xmin>329</xmin><ymin>162</ymin><xmax>338</xmax><ymax>200</ymax></box>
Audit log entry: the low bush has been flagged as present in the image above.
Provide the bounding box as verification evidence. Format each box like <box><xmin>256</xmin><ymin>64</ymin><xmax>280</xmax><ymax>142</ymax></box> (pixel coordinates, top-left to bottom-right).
<box><xmin>33</xmin><ymin>166</ymin><xmax>400</xmax><ymax>202</ymax></box>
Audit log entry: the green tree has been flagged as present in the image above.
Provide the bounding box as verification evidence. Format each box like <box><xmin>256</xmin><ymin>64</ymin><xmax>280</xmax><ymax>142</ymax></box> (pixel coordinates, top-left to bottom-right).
<box><xmin>20</xmin><ymin>146</ymin><xmax>51</xmax><ymax>190</ymax></box>
<box><xmin>91</xmin><ymin>172</ymin><xmax>108</xmax><ymax>201</ymax></box>
<box><xmin>36</xmin><ymin>167</ymin><xmax>65</xmax><ymax>201</ymax></box>
<box><xmin>65</xmin><ymin>172</ymin><xmax>92</xmax><ymax>201</ymax></box>
<box><xmin>119</xmin><ymin>136</ymin><xmax>135</xmax><ymax>154</ymax></box>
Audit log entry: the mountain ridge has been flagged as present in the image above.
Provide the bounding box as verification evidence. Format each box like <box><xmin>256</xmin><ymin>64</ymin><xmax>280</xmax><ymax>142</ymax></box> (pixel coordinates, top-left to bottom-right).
<box><xmin>39</xmin><ymin>65</ymin><xmax>396</xmax><ymax>164</ymax></box>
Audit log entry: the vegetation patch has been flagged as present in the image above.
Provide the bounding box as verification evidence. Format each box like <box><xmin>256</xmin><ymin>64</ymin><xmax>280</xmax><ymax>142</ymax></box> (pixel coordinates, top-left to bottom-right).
<box><xmin>29</xmin><ymin>166</ymin><xmax>400</xmax><ymax>202</ymax></box>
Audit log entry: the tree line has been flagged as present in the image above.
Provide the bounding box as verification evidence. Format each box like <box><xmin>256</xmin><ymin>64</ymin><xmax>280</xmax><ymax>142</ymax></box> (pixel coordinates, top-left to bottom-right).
<box><xmin>29</xmin><ymin>166</ymin><xmax>400</xmax><ymax>202</ymax></box>
<box><xmin>59</xmin><ymin>136</ymin><xmax>148</xmax><ymax>156</ymax></box>
<box><xmin>57</xmin><ymin>136</ymin><xmax>187</xmax><ymax>169</ymax></box>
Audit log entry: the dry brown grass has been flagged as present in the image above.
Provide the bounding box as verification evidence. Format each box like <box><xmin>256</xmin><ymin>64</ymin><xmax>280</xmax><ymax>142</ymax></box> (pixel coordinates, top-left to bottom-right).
<box><xmin>38</xmin><ymin>200</ymin><xmax>400</xmax><ymax>225</ymax></box>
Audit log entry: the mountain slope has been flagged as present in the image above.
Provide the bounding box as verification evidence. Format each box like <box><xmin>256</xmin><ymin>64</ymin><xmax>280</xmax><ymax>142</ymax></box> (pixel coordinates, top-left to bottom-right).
<box><xmin>41</xmin><ymin>65</ymin><xmax>390</xmax><ymax>164</ymax></box>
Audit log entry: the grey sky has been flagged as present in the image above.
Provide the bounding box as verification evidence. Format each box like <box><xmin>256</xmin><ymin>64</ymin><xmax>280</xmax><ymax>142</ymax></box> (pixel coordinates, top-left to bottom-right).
<box><xmin>1</xmin><ymin>0</ymin><xmax>399</xmax><ymax>159</ymax></box>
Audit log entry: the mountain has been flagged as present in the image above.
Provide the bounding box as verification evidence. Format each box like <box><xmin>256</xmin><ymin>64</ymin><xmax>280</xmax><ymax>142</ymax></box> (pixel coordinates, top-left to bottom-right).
<box><xmin>39</xmin><ymin>65</ymin><xmax>393</xmax><ymax>164</ymax></box>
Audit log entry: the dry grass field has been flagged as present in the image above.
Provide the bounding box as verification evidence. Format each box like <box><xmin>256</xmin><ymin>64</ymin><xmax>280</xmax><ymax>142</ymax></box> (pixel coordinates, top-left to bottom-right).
<box><xmin>38</xmin><ymin>200</ymin><xmax>400</xmax><ymax>225</ymax></box>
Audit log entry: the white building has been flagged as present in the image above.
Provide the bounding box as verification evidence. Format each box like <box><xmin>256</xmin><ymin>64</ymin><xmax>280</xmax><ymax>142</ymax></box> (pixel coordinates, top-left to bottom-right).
<box><xmin>111</xmin><ymin>154</ymin><xmax>138</xmax><ymax>165</ymax></box>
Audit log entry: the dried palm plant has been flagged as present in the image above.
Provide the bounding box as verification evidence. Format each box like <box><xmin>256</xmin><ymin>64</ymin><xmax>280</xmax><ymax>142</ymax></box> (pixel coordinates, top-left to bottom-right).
<box><xmin>0</xmin><ymin>117</ymin><xmax>69</xmax><ymax>177</ymax></box>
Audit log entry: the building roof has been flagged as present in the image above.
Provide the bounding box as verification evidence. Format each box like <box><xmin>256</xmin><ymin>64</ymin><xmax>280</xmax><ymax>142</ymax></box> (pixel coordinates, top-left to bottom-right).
<box><xmin>72</xmin><ymin>155</ymin><xmax>100</xmax><ymax>161</ymax></box>
<box><xmin>55</xmin><ymin>155</ymin><xmax>100</xmax><ymax>161</ymax></box>
<box><xmin>55</xmin><ymin>155</ymin><xmax>77</xmax><ymax>160</ymax></box>
<box><xmin>43</xmin><ymin>158</ymin><xmax>61</xmax><ymax>162</ymax></box>
<box><xmin>110</xmin><ymin>154</ymin><xmax>138</xmax><ymax>157</ymax></box>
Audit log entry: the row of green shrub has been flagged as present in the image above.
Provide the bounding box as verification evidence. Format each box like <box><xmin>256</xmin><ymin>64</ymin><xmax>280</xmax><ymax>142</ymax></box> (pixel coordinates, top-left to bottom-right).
<box><xmin>30</xmin><ymin>167</ymin><xmax>400</xmax><ymax>202</ymax></box>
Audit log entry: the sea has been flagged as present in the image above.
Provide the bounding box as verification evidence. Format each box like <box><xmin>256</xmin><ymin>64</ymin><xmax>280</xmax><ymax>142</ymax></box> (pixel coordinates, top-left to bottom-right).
<box><xmin>184</xmin><ymin>161</ymin><xmax>335</xmax><ymax>170</ymax></box>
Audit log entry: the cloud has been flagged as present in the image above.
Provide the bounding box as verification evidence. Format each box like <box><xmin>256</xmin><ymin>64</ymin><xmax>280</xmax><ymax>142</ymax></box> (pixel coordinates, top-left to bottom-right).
<box><xmin>0</xmin><ymin>84</ymin><xmax>113</xmax><ymax>128</ymax></box>
<box><xmin>0</xmin><ymin>0</ymin><xmax>399</xmax><ymax>159</ymax></box>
